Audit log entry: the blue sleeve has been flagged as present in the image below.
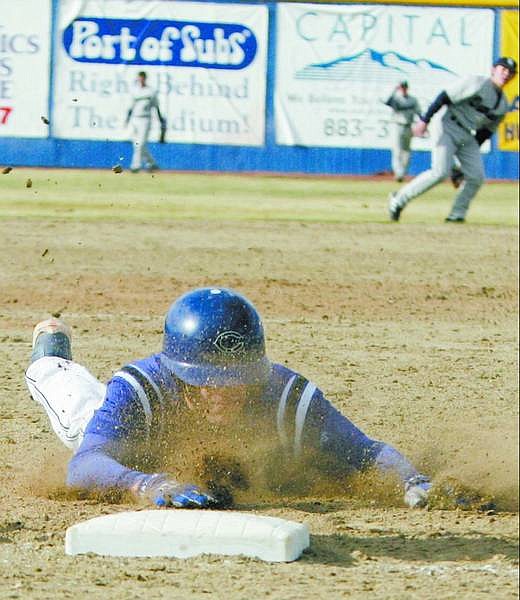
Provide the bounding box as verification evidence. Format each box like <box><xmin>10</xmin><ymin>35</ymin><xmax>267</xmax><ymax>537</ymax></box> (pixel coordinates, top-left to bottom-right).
<box><xmin>307</xmin><ymin>391</ymin><xmax>383</xmax><ymax>467</ymax></box>
<box><xmin>307</xmin><ymin>391</ymin><xmax>419</xmax><ymax>482</ymax></box>
<box><xmin>84</xmin><ymin>376</ymin><xmax>148</xmax><ymax>439</ymax></box>
<box><xmin>67</xmin><ymin>432</ymin><xmax>147</xmax><ymax>491</ymax></box>
<box><xmin>67</xmin><ymin>375</ymin><xmax>151</xmax><ymax>490</ymax></box>
<box><xmin>421</xmin><ymin>90</ymin><xmax>451</xmax><ymax>123</ymax></box>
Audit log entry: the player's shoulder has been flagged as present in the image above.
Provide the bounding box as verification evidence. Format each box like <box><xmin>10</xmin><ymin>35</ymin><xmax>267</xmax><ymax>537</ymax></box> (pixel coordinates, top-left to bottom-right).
<box><xmin>267</xmin><ymin>362</ymin><xmax>322</xmax><ymax>397</ymax></box>
<box><xmin>474</xmin><ymin>75</ymin><xmax>489</xmax><ymax>87</ymax></box>
<box><xmin>445</xmin><ymin>74</ymin><xmax>485</xmax><ymax>101</ymax></box>
<box><xmin>110</xmin><ymin>353</ymin><xmax>167</xmax><ymax>386</ymax></box>
<box><xmin>119</xmin><ymin>352</ymin><xmax>161</xmax><ymax>372</ymax></box>
<box><xmin>144</xmin><ymin>83</ymin><xmax>158</xmax><ymax>96</ymax></box>
<box><xmin>462</xmin><ymin>74</ymin><xmax>488</xmax><ymax>92</ymax></box>
<box><xmin>269</xmin><ymin>362</ymin><xmax>303</xmax><ymax>384</ymax></box>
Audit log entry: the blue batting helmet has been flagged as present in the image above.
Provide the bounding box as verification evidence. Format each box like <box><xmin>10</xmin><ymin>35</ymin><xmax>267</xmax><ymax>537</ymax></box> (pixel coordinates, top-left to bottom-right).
<box><xmin>162</xmin><ymin>287</ymin><xmax>271</xmax><ymax>386</ymax></box>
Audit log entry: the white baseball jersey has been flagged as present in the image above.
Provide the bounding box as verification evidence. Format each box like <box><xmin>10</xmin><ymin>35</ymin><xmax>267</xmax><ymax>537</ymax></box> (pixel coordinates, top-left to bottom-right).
<box><xmin>386</xmin><ymin>91</ymin><xmax>421</xmax><ymax>126</ymax></box>
<box><xmin>445</xmin><ymin>76</ymin><xmax>510</xmax><ymax>134</ymax></box>
<box><xmin>128</xmin><ymin>83</ymin><xmax>160</xmax><ymax>119</ymax></box>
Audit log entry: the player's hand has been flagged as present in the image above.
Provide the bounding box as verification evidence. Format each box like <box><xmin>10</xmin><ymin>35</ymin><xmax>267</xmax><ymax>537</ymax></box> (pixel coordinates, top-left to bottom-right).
<box><xmin>137</xmin><ymin>474</ymin><xmax>218</xmax><ymax>508</ymax></box>
<box><xmin>412</xmin><ymin>120</ymin><xmax>428</xmax><ymax>137</ymax></box>
<box><xmin>404</xmin><ymin>474</ymin><xmax>432</xmax><ymax>508</ymax></box>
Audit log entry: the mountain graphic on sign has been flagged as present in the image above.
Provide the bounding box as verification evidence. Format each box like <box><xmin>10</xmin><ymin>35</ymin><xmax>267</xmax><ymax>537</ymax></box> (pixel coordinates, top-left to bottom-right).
<box><xmin>295</xmin><ymin>49</ymin><xmax>457</xmax><ymax>84</ymax></box>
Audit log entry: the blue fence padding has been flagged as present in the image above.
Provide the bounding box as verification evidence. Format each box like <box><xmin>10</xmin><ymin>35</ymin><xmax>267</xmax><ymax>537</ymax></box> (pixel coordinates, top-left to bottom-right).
<box><xmin>2</xmin><ymin>137</ymin><xmax>517</xmax><ymax>179</ymax></box>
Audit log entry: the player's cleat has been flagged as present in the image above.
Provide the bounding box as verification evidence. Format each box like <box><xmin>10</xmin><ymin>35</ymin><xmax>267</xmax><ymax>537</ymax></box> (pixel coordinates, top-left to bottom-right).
<box><xmin>450</xmin><ymin>167</ymin><xmax>464</xmax><ymax>189</ymax></box>
<box><xmin>31</xmin><ymin>318</ymin><xmax>72</xmax><ymax>363</ymax></box>
<box><xmin>387</xmin><ymin>192</ymin><xmax>402</xmax><ymax>222</ymax></box>
<box><xmin>130</xmin><ymin>168</ymin><xmax>140</xmax><ymax>174</ymax></box>
<box><xmin>445</xmin><ymin>216</ymin><xmax>465</xmax><ymax>223</ymax></box>
<box><xmin>147</xmin><ymin>164</ymin><xmax>159</xmax><ymax>173</ymax></box>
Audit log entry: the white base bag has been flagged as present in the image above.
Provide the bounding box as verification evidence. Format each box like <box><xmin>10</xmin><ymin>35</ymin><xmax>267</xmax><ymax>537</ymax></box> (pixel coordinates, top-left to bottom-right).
<box><xmin>65</xmin><ymin>509</ymin><xmax>310</xmax><ymax>562</ymax></box>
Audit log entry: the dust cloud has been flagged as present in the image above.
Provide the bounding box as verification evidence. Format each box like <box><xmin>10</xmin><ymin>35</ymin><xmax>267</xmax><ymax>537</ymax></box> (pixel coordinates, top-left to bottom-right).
<box><xmin>20</xmin><ymin>407</ymin><xmax>517</xmax><ymax>512</ymax></box>
<box><xmin>413</xmin><ymin>421</ymin><xmax>518</xmax><ymax>512</ymax></box>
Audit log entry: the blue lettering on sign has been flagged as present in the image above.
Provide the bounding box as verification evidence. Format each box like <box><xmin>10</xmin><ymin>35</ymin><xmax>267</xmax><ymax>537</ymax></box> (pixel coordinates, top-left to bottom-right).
<box><xmin>62</xmin><ymin>18</ymin><xmax>257</xmax><ymax>69</ymax></box>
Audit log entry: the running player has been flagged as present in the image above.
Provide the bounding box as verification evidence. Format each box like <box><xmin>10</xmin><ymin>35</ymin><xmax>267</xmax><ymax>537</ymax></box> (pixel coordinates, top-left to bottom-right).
<box><xmin>388</xmin><ymin>57</ymin><xmax>517</xmax><ymax>223</ymax></box>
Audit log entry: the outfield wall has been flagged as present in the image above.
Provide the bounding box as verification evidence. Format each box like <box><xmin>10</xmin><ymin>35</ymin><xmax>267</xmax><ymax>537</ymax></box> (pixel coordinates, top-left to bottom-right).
<box><xmin>0</xmin><ymin>0</ymin><xmax>518</xmax><ymax>178</ymax></box>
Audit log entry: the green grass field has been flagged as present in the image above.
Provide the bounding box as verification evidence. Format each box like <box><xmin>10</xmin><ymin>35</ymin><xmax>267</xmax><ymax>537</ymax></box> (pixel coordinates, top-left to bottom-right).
<box><xmin>0</xmin><ymin>167</ymin><xmax>518</xmax><ymax>225</ymax></box>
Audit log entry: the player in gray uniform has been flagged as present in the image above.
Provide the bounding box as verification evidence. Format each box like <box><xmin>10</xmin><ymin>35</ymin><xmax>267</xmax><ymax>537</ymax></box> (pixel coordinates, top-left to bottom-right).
<box><xmin>384</xmin><ymin>81</ymin><xmax>421</xmax><ymax>181</ymax></box>
<box><xmin>125</xmin><ymin>71</ymin><xmax>166</xmax><ymax>173</ymax></box>
<box><xmin>388</xmin><ymin>57</ymin><xmax>517</xmax><ymax>222</ymax></box>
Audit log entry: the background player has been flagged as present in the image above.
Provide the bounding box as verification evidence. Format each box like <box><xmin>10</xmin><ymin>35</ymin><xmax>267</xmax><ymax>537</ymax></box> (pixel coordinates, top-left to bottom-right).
<box><xmin>388</xmin><ymin>57</ymin><xmax>517</xmax><ymax>223</ymax></box>
<box><xmin>25</xmin><ymin>287</ymin><xmax>432</xmax><ymax>510</ymax></box>
<box><xmin>125</xmin><ymin>71</ymin><xmax>167</xmax><ymax>173</ymax></box>
<box><xmin>384</xmin><ymin>81</ymin><xmax>422</xmax><ymax>182</ymax></box>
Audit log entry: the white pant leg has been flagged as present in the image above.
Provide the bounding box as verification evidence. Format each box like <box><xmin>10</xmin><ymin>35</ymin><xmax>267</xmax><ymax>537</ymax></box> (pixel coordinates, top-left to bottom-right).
<box><xmin>395</xmin><ymin>127</ymin><xmax>455</xmax><ymax>206</ymax></box>
<box><xmin>130</xmin><ymin>117</ymin><xmax>154</xmax><ymax>170</ymax></box>
<box><xmin>392</xmin><ymin>124</ymin><xmax>412</xmax><ymax>179</ymax></box>
<box><xmin>25</xmin><ymin>357</ymin><xmax>106</xmax><ymax>451</ymax></box>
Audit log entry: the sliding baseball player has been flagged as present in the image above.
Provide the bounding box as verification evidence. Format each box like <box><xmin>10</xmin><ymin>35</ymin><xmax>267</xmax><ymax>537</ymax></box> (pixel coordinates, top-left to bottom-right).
<box><xmin>25</xmin><ymin>288</ymin><xmax>433</xmax><ymax>509</ymax></box>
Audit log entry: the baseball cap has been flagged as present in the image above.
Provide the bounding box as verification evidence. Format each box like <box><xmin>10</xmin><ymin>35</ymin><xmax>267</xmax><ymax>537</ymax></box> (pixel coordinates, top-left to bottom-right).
<box><xmin>399</xmin><ymin>80</ymin><xmax>409</xmax><ymax>88</ymax></box>
<box><xmin>493</xmin><ymin>57</ymin><xmax>517</xmax><ymax>75</ymax></box>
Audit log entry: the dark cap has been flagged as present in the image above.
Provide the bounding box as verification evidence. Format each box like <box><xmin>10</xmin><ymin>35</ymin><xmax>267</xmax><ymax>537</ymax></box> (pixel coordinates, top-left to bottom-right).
<box><xmin>399</xmin><ymin>80</ymin><xmax>409</xmax><ymax>88</ymax></box>
<box><xmin>493</xmin><ymin>57</ymin><xmax>517</xmax><ymax>74</ymax></box>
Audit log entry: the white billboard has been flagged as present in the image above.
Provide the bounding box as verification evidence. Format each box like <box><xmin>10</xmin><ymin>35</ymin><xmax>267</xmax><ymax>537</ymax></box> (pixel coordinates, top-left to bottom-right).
<box><xmin>0</xmin><ymin>0</ymin><xmax>51</xmax><ymax>138</ymax></box>
<box><xmin>275</xmin><ymin>3</ymin><xmax>495</xmax><ymax>148</ymax></box>
<box><xmin>53</xmin><ymin>0</ymin><xmax>268</xmax><ymax>146</ymax></box>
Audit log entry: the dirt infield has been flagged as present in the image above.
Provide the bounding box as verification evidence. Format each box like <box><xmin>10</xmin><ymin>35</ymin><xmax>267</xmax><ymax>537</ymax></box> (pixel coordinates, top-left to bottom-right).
<box><xmin>0</xmin><ymin>207</ymin><xmax>518</xmax><ymax>598</ymax></box>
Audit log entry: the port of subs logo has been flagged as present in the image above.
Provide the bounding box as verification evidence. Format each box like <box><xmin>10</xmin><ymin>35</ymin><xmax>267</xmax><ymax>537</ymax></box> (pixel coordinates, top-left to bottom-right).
<box><xmin>62</xmin><ymin>18</ymin><xmax>257</xmax><ymax>69</ymax></box>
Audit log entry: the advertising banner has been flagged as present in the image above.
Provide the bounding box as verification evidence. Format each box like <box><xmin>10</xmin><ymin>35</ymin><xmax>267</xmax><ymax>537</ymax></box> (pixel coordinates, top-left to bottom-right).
<box><xmin>497</xmin><ymin>10</ymin><xmax>519</xmax><ymax>152</ymax></box>
<box><xmin>0</xmin><ymin>0</ymin><xmax>51</xmax><ymax>138</ymax></box>
<box><xmin>309</xmin><ymin>0</ymin><xmax>519</xmax><ymax>6</ymax></box>
<box><xmin>53</xmin><ymin>0</ymin><xmax>268</xmax><ymax>146</ymax></box>
<box><xmin>275</xmin><ymin>3</ymin><xmax>495</xmax><ymax>149</ymax></box>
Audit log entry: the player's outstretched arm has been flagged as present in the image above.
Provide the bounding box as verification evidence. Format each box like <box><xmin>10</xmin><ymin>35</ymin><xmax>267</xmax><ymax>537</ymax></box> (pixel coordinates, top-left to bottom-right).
<box><xmin>309</xmin><ymin>394</ymin><xmax>431</xmax><ymax>508</ymax></box>
<box><xmin>383</xmin><ymin>94</ymin><xmax>397</xmax><ymax>109</ymax></box>
<box><xmin>67</xmin><ymin>432</ymin><xmax>218</xmax><ymax>508</ymax></box>
<box><xmin>67</xmin><ymin>432</ymin><xmax>149</xmax><ymax>491</ymax></box>
<box><xmin>413</xmin><ymin>90</ymin><xmax>451</xmax><ymax>137</ymax></box>
<box><xmin>373</xmin><ymin>444</ymin><xmax>431</xmax><ymax>508</ymax></box>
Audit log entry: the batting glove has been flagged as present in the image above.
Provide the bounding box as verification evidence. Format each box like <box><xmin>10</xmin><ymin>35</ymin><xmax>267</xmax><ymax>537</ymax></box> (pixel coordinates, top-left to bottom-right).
<box><xmin>404</xmin><ymin>474</ymin><xmax>432</xmax><ymax>509</ymax></box>
<box><xmin>136</xmin><ymin>473</ymin><xmax>218</xmax><ymax>508</ymax></box>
